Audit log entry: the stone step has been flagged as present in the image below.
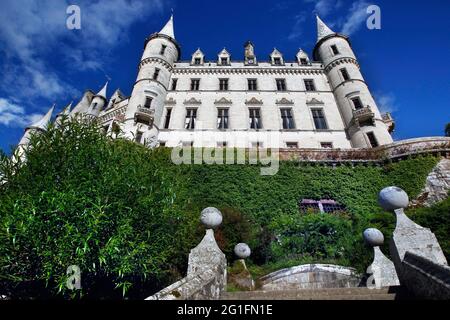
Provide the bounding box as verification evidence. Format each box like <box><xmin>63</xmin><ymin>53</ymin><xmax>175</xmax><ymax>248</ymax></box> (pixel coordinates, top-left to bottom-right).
<box><xmin>221</xmin><ymin>286</ymin><xmax>404</xmax><ymax>300</ymax></box>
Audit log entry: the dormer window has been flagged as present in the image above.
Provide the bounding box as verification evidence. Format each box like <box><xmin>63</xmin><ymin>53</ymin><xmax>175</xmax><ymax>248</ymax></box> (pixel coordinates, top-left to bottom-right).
<box><xmin>221</xmin><ymin>57</ymin><xmax>228</xmax><ymax>65</ymax></box>
<box><xmin>194</xmin><ymin>58</ymin><xmax>201</xmax><ymax>65</ymax></box>
<box><xmin>300</xmin><ymin>58</ymin><xmax>308</xmax><ymax>65</ymax></box>
<box><xmin>273</xmin><ymin>57</ymin><xmax>282</xmax><ymax>65</ymax></box>
<box><xmin>191</xmin><ymin>49</ymin><xmax>205</xmax><ymax>66</ymax></box>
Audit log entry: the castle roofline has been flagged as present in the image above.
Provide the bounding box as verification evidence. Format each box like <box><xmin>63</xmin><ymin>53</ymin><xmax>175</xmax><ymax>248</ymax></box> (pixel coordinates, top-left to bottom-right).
<box><xmin>313</xmin><ymin>33</ymin><xmax>351</xmax><ymax>61</ymax></box>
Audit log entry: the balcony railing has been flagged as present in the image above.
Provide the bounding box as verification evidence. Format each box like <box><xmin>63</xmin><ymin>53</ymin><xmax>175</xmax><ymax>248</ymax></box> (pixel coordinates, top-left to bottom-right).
<box><xmin>134</xmin><ymin>105</ymin><xmax>155</xmax><ymax>126</ymax></box>
<box><xmin>352</xmin><ymin>106</ymin><xmax>374</xmax><ymax>123</ymax></box>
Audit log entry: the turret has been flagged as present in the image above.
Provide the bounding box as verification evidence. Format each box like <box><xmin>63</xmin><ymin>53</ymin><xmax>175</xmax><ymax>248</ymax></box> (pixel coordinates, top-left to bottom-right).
<box><xmin>85</xmin><ymin>82</ymin><xmax>108</xmax><ymax>119</ymax></box>
<box><xmin>70</xmin><ymin>90</ymin><xmax>95</xmax><ymax>117</ymax></box>
<box><xmin>313</xmin><ymin>16</ymin><xmax>393</xmax><ymax>148</ymax></box>
<box><xmin>124</xmin><ymin>14</ymin><xmax>180</xmax><ymax>144</ymax></box>
<box><xmin>55</xmin><ymin>102</ymin><xmax>72</xmax><ymax>126</ymax></box>
<box><xmin>15</xmin><ymin>105</ymin><xmax>54</xmax><ymax>162</ymax></box>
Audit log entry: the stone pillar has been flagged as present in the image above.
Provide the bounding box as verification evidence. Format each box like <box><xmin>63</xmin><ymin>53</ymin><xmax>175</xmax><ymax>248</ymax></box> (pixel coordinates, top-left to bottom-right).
<box><xmin>363</xmin><ymin>228</ymin><xmax>399</xmax><ymax>288</ymax></box>
<box><xmin>228</xmin><ymin>243</ymin><xmax>255</xmax><ymax>291</ymax></box>
<box><xmin>378</xmin><ymin>187</ymin><xmax>448</xmax><ymax>281</ymax></box>
<box><xmin>187</xmin><ymin>207</ymin><xmax>227</xmax><ymax>299</ymax></box>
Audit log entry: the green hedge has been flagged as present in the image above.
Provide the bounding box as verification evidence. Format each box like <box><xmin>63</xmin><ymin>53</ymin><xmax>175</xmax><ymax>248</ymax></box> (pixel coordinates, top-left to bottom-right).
<box><xmin>0</xmin><ymin>119</ymin><xmax>442</xmax><ymax>298</ymax></box>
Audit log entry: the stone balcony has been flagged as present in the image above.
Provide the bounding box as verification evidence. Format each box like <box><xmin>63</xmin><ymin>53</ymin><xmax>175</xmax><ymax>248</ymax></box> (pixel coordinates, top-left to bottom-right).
<box><xmin>134</xmin><ymin>106</ymin><xmax>155</xmax><ymax>126</ymax></box>
<box><xmin>382</xmin><ymin>112</ymin><xmax>396</xmax><ymax>133</ymax></box>
<box><xmin>352</xmin><ymin>106</ymin><xmax>375</xmax><ymax>124</ymax></box>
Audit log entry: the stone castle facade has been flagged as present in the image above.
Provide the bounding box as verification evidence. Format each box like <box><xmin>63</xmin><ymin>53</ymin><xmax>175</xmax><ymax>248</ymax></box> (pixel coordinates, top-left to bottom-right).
<box><xmin>19</xmin><ymin>15</ymin><xmax>396</xmax><ymax>151</ymax></box>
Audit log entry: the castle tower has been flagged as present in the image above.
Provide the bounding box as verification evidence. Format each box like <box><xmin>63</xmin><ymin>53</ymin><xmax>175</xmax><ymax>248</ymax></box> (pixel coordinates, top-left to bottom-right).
<box><xmin>85</xmin><ymin>82</ymin><xmax>108</xmax><ymax>119</ymax></box>
<box><xmin>15</xmin><ymin>105</ymin><xmax>54</xmax><ymax>162</ymax></box>
<box><xmin>55</xmin><ymin>102</ymin><xmax>72</xmax><ymax>126</ymax></box>
<box><xmin>313</xmin><ymin>16</ymin><xmax>393</xmax><ymax>148</ymax></box>
<box><xmin>124</xmin><ymin>15</ymin><xmax>180</xmax><ymax>144</ymax></box>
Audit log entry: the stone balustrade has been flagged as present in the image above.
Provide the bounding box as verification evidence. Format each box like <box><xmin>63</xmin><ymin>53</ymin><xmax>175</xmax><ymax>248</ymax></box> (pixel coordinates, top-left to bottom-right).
<box><xmin>146</xmin><ymin>208</ymin><xmax>226</xmax><ymax>300</ymax></box>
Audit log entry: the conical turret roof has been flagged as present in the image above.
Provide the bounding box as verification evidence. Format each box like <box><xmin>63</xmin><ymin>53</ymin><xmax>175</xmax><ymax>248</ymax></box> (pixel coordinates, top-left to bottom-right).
<box><xmin>27</xmin><ymin>105</ymin><xmax>54</xmax><ymax>131</ymax></box>
<box><xmin>317</xmin><ymin>15</ymin><xmax>335</xmax><ymax>42</ymax></box>
<box><xmin>159</xmin><ymin>14</ymin><xmax>175</xmax><ymax>39</ymax></box>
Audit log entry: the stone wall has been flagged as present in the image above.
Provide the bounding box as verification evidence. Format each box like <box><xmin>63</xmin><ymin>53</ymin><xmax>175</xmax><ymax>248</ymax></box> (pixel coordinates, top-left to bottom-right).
<box><xmin>412</xmin><ymin>158</ymin><xmax>450</xmax><ymax>207</ymax></box>
<box><xmin>401</xmin><ymin>252</ymin><xmax>450</xmax><ymax>300</ymax></box>
<box><xmin>259</xmin><ymin>264</ymin><xmax>363</xmax><ymax>291</ymax></box>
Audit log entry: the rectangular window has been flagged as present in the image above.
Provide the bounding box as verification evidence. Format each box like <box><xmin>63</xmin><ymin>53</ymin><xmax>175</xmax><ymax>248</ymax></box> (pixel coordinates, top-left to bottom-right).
<box><xmin>135</xmin><ymin>131</ymin><xmax>143</xmax><ymax>143</ymax></box>
<box><xmin>300</xmin><ymin>58</ymin><xmax>308</xmax><ymax>65</ymax></box>
<box><xmin>160</xmin><ymin>45</ymin><xmax>167</xmax><ymax>55</ymax></box>
<box><xmin>340</xmin><ymin>68</ymin><xmax>350</xmax><ymax>81</ymax></box>
<box><xmin>367</xmin><ymin>132</ymin><xmax>379</xmax><ymax>148</ymax></box>
<box><xmin>171</xmin><ymin>79</ymin><xmax>178</xmax><ymax>91</ymax></box>
<box><xmin>321</xmin><ymin>142</ymin><xmax>333</xmax><ymax>149</ymax></box>
<box><xmin>276</xmin><ymin>79</ymin><xmax>287</xmax><ymax>91</ymax></box>
<box><xmin>144</xmin><ymin>97</ymin><xmax>152</xmax><ymax>108</ymax></box>
<box><xmin>248</xmin><ymin>79</ymin><xmax>257</xmax><ymax>91</ymax></box>
<box><xmin>286</xmin><ymin>142</ymin><xmax>298</xmax><ymax>148</ymax></box>
<box><xmin>331</xmin><ymin>45</ymin><xmax>340</xmax><ymax>55</ymax></box>
<box><xmin>304</xmin><ymin>79</ymin><xmax>316</xmax><ymax>91</ymax></box>
<box><xmin>217</xmin><ymin>108</ymin><xmax>229</xmax><ymax>129</ymax></box>
<box><xmin>219</xmin><ymin>79</ymin><xmax>229</xmax><ymax>91</ymax></box>
<box><xmin>185</xmin><ymin>108</ymin><xmax>197</xmax><ymax>130</ymax></box>
<box><xmin>351</xmin><ymin>97</ymin><xmax>364</xmax><ymax>110</ymax></box>
<box><xmin>221</xmin><ymin>57</ymin><xmax>228</xmax><ymax>65</ymax></box>
<box><xmin>194</xmin><ymin>58</ymin><xmax>201</xmax><ymax>65</ymax></box>
<box><xmin>191</xmin><ymin>79</ymin><xmax>200</xmax><ymax>91</ymax></box>
<box><xmin>159</xmin><ymin>141</ymin><xmax>166</xmax><ymax>147</ymax></box>
<box><xmin>312</xmin><ymin>109</ymin><xmax>328</xmax><ymax>130</ymax></box>
<box><xmin>280</xmin><ymin>108</ymin><xmax>295</xmax><ymax>129</ymax></box>
<box><xmin>164</xmin><ymin>108</ymin><xmax>172</xmax><ymax>129</ymax></box>
<box><xmin>153</xmin><ymin>68</ymin><xmax>160</xmax><ymax>80</ymax></box>
<box><xmin>249</xmin><ymin>108</ymin><xmax>262</xmax><ymax>129</ymax></box>
<box><xmin>273</xmin><ymin>57</ymin><xmax>282</xmax><ymax>65</ymax></box>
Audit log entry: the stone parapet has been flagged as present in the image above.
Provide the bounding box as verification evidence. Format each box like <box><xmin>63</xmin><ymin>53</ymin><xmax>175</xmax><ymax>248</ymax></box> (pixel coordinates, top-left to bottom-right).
<box><xmin>278</xmin><ymin>137</ymin><xmax>450</xmax><ymax>163</ymax></box>
<box><xmin>401</xmin><ymin>252</ymin><xmax>450</xmax><ymax>300</ymax></box>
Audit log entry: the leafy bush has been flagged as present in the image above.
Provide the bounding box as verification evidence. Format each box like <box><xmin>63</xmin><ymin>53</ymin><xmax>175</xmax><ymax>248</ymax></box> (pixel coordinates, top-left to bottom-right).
<box><xmin>0</xmin><ymin>118</ymin><xmax>193</xmax><ymax>298</ymax></box>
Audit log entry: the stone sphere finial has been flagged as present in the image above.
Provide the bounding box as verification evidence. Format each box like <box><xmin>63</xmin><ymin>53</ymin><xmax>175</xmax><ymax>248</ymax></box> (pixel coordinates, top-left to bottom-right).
<box><xmin>234</xmin><ymin>243</ymin><xmax>251</xmax><ymax>259</ymax></box>
<box><xmin>363</xmin><ymin>228</ymin><xmax>384</xmax><ymax>247</ymax></box>
<box><xmin>200</xmin><ymin>207</ymin><xmax>223</xmax><ymax>229</ymax></box>
<box><xmin>378</xmin><ymin>186</ymin><xmax>409</xmax><ymax>211</ymax></box>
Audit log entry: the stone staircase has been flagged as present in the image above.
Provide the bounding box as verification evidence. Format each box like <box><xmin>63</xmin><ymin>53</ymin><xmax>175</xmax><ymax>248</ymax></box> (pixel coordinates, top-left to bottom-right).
<box><xmin>221</xmin><ymin>286</ymin><xmax>409</xmax><ymax>300</ymax></box>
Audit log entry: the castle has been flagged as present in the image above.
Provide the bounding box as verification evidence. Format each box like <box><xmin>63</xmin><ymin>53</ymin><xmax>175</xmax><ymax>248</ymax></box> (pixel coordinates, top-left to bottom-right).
<box><xmin>18</xmin><ymin>15</ymin><xmax>396</xmax><ymax>151</ymax></box>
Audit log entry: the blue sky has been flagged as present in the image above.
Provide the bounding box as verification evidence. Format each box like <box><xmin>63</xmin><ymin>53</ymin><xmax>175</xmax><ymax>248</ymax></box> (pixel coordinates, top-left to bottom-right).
<box><xmin>0</xmin><ymin>0</ymin><xmax>449</xmax><ymax>152</ymax></box>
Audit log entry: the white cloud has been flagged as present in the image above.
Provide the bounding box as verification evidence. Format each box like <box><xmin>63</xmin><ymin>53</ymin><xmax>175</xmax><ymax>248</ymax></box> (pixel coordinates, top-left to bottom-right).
<box><xmin>374</xmin><ymin>92</ymin><xmax>399</xmax><ymax>114</ymax></box>
<box><xmin>0</xmin><ymin>98</ymin><xmax>46</xmax><ymax>127</ymax></box>
<box><xmin>0</xmin><ymin>0</ymin><xmax>166</xmax><ymax>121</ymax></box>
<box><xmin>303</xmin><ymin>0</ymin><xmax>343</xmax><ymax>17</ymax></box>
<box><xmin>341</xmin><ymin>1</ymin><xmax>370</xmax><ymax>35</ymax></box>
<box><xmin>288</xmin><ymin>13</ymin><xmax>308</xmax><ymax>41</ymax></box>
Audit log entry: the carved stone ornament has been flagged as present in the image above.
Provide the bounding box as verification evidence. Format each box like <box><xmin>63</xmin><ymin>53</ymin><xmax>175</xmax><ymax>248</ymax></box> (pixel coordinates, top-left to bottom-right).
<box><xmin>276</xmin><ymin>98</ymin><xmax>294</xmax><ymax>105</ymax></box>
<box><xmin>214</xmin><ymin>97</ymin><xmax>232</xmax><ymax>105</ymax></box>
<box><xmin>183</xmin><ymin>97</ymin><xmax>202</xmax><ymax>105</ymax></box>
<box><xmin>245</xmin><ymin>97</ymin><xmax>263</xmax><ymax>105</ymax></box>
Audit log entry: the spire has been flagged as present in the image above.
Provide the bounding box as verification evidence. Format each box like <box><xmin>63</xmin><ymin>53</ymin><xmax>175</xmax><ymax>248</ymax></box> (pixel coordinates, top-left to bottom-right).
<box><xmin>159</xmin><ymin>14</ymin><xmax>175</xmax><ymax>39</ymax></box>
<box><xmin>27</xmin><ymin>104</ymin><xmax>54</xmax><ymax>131</ymax></box>
<box><xmin>96</xmin><ymin>82</ymin><xmax>108</xmax><ymax>99</ymax></box>
<box><xmin>58</xmin><ymin>102</ymin><xmax>72</xmax><ymax>116</ymax></box>
<box><xmin>316</xmin><ymin>15</ymin><xmax>335</xmax><ymax>42</ymax></box>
